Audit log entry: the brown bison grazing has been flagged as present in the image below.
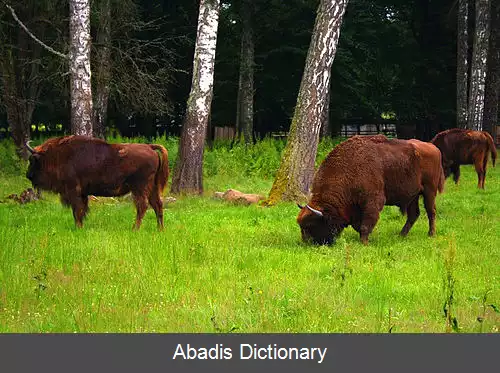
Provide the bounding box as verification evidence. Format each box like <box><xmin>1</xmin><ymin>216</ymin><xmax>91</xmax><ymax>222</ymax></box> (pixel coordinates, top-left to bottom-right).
<box><xmin>26</xmin><ymin>135</ymin><xmax>169</xmax><ymax>230</ymax></box>
<box><xmin>431</xmin><ymin>128</ymin><xmax>497</xmax><ymax>189</ymax></box>
<box><xmin>297</xmin><ymin>135</ymin><xmax>445</xmax><ymax>245</ymax></box>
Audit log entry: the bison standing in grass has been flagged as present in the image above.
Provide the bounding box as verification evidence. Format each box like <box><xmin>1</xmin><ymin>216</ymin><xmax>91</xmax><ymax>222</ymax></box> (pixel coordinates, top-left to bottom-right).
<box><xmin>297</xmin><ymin>135</ymin><xmax>445</xmax><ymax>245</ymax></box>
<box><xmin>430</xmin><ymin>128</ymin><xmax>497</xmax><ymax>189</ymax></box>
<box><xmin>26</xmin><ymin>135</ymin><xmax>169</xmax><ymax>230</ymax></box>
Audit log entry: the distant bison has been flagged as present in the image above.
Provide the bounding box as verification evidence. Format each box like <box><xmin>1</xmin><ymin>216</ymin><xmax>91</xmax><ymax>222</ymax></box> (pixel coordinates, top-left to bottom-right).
<box><xmin>26</xmin><ymin>135</ymin><xmax>169</xmax><ymax>230</ymax></box>
<box><xmin>431</xmin><ymin>128</ymin><xmax>497</xmax><ymax>189</ymax></box>
<box><xmin>297</xmin><ymin>135</ymin><xmax>445</xmax><ymax>245</ymax></box>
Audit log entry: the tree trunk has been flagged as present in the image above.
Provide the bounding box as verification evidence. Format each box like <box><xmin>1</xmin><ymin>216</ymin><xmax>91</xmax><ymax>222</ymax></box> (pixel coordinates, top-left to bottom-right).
<box><xmin>92</xmin><ymin>0</ymin><xmax>112</xmax><ymax>138</ymax></box>
<box><xmin>457</xmin><ymin>0</ymin><xmax>469</xmax><ymax>128</ymax></box>
<box><xmin>0</xmin><ymin>19</ymin><xmax>42</xmax><ymax>160</ymax></box>
<box><xmin>170</xmin><ymin>0</ymin><xmax>221</xmax><ymax>195</ymax></box>
<box><xmin>70</xmin><ymin>0</ymin><xmax>93</xmax><ymax>136</ymax></box>
<box><xmin>483</xmin><ymin>0</ymin><xmax>500</xmax><ymax>136</ymax></box>
<box><xmin>2</xmin><ymin>83</ymin><xmax>35</xmax><ymax>160</ymax></box>
<box><xmin>320</xmin><ymin>85</ymin><xmax>331</xmax><ymax>138</ymax></box>
<box><xmin>236</xmin><ymin>0</ymin><xmax>254</xmax><ymax>144</ymax></box>
<box><xmin>267</xmin><ymin>0</ymin><xmax>348</xmax><ymax>205</ymax></box>
<box><xmin>467</xmin><ymin>0</ymin><xmax>491</xmax><ymax>131</ymax></box>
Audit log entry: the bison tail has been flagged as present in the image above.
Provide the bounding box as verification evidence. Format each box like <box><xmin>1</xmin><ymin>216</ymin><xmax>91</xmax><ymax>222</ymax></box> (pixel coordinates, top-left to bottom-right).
<box><xmin>438</xmin><ymin>165</ymin><xmax>445</xmax><ymax>193</ymax></box>
<box><xmin>150</xmin><ymin>144</ymin><xmax>169</xmax><ymax>194</ymax></box>
<box><xmin>484</xmin><ymin>132</ymin><xmax>497</xmax><ymax>167</ymax></box>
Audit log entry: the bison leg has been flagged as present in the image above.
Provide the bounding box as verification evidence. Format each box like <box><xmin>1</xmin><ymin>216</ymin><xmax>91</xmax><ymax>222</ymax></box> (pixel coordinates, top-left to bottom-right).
<box><xmin>481</xmin><ymin>155</ymin><xmax>488</xmax><ymax>189</ymax></box>
<box><xmin>358</xmin><ymin>201</ymin><xmax>384</xmax><ymax>245</ymax></box>
<box><xmin>450</xmin><ymin>164</ymin><xmax>460</xmax><ymax>184</ymax></box>
<box><xmin>71</xmin><ymin>195</ymin><xmax>89</xmax><ymax>228</ymax></box>
<box><xmin>132</xmin><ymin>193</ymin><xmax>148</xmax><ymax>230</ymax></box>
<box><xmin>400</xmin><ymin>196</ymin><xmax>420</xmax><ymax>237</ymax></box>
<box><xmin>474</xmin><ymin>154</ymin><xmax>486</xmax><ymax>189</ymax></box>
<box><xmin>422</xmin><ymin>190</ymin><xmax>437</xmax><ymax>236</ymax></box>
<box><xmin>148</xmin><ymin>192</ymin><xmax>164</xmax><ymax>231</ymax></box>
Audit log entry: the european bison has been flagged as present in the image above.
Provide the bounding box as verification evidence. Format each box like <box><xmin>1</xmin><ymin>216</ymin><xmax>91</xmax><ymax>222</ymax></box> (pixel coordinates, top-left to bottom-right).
<box><xmin>297</xmin><ymin>135</ymin><xmax>445</xmax><ymax>245</ymax></box>
<box><xmin>431</xmin><ymin>128</ymin><xmax>497</xmax><ymax>189</ymax></box>
<box><xmin>26</xmin><ymin>135</ymin><xmax>169</xmax><ymax>230</ymax></box>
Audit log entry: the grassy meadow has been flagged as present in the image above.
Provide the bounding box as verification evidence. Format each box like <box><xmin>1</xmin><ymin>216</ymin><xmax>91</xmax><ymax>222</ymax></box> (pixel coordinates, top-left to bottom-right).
<box><xmin>0</xmin><ymin>136</ymin><xmax>498</xmax><ymax>333</ymax></box>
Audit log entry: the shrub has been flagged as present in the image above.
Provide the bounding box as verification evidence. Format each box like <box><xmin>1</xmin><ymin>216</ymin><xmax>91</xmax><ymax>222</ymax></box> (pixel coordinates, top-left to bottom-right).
<box><xmin>0</xmin><ymin>140</ymin><xmax>27</xmax><ymax>176</ymax></box>
<box><xmin>0</xmin><ymin>135</ymin><xmax>346</xmax><ymax>181</ymax></box>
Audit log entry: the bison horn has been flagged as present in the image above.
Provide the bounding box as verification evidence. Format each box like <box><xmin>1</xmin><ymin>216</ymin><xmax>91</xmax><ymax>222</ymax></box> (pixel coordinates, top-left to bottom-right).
<box><xmin>306</xmin><ymin>204</ymin><xmax>323</xmax><ymax>217</ymax></box>
<box><xmin>297</xmin><ymin>204</ymin><xmax>305</xmax><ymax>209</ymax></box>
<box><xmin>25</xmin><ymin>140</ymin><xmax>36</xmax><ymax>154</ymax></box>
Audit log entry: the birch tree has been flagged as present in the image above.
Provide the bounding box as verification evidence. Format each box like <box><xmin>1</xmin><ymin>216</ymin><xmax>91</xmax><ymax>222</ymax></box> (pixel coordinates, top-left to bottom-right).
<box><xmin>267</xmin><ymin>0</ymin><xmax>348</xmax><ymax>204</ymax></box>
<box><xmin>171</xmin><ymin>0</ymin><xmax>221</xmax><ymax>194</ymax></box>
<box><xmin>320</xmin><ymin>87</ymin><xmax>331</xmax><ymax>137</ymax></box>
<box><xmin>70</xmin><ymin>0</ymin><xmax>93</xmax><ymax>136</ymax></box>
<box><xmin>457</xmin><ymin>0</ymin><xmax>469</xmax><ymax>128</ymax></box>
<box><xmin>467</xmin><ymin>0</ymin><xmax>490</xmax><ymax>131</ymax></box>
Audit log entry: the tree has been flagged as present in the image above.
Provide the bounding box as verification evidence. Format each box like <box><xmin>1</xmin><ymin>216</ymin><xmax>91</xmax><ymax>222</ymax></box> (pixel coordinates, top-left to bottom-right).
<box><xmin>483</xmin><ymin>0</ymin><xmax>500</xmax><ymax>137</ymax></box>
<box><xmin>320</xmin><ymin>86</ymin><xmax>331</xmax><ymax>137</ymax></box>
<box><xmin>457</xmin><ymin>0</ymin><xmax>469</xmax><ymax>128</ymax></box>
<box><xmin>235</xmin><ymin>0</ymin><xmax>254</xmax><ymax>143</ymax></box>
<box><xmin>69</xmin><ymin>0</ymin><xmax>93</xmax><ymax>136</ymax></box>
<box><xmin>170</xmin><ymin>0</ymin><xmax>221</xmax><ymax>194</ymax></box>
<box><xmin>1</xmin><ymin>3</ymin><xmax>40</xmax><ymax>159</ymax></box>
<box><xmin>92</xmin><ymin>0</ymin><xmax>111</xmax><ymax>138</ymax></box>
<box><xmin>1</xmin><ymin>1</ymin><xmax>65</xmax><ymax>159</ymax></box>
<box><xmin>106</xmin><ymin>0</ymin><xmax>176</xmax><ymax>130</ymax></box>
<box><xmin>467</xmin><ymin>0</ymin><xmax>491</xmax><ymax>131</ymax></box>
<box><xmin>267</xmin><ymin>0</ymin><xmax>348</xmax><ymax>204</ymax></box>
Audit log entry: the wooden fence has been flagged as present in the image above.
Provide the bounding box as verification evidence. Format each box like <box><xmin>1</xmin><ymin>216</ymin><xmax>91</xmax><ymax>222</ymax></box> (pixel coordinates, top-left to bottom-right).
<box><xmin>339</xmin><ymin>123</ymin><xmax>397</xmax><ymax>137</ymax></box>
<box><xmin>213</xmin><ymin>126</ymin><xmax>236</xmax><ymax>141</ymax></box>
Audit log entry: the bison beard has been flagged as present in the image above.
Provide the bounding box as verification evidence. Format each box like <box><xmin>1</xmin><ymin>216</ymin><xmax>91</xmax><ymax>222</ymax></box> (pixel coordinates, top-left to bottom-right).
<box><xmin>431</xmin><ymin>128</ymin><xmax>497</xmax><ymax>189</ymax></box>
<box><xmin>25</xmin><ymin>136</ymin><xmax>169</xmax><ymax>230</ymax></box>
<box><xmin>297</xmin><ymin>135</ymin><xmax>445</xmax><ymax>245</ymax></box>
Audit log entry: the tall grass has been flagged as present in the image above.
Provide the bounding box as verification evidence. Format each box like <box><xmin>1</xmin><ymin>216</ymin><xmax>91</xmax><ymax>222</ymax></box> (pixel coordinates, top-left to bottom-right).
<box><xmin>0</xmin><ymin>136</ymin><xmax>498</xmax><ymax>333</ymax></box>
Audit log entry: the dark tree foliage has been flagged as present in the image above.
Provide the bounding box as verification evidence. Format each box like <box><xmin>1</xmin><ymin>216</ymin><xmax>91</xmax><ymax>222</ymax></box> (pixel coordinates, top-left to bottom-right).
<box><xmin>1</xmin><ymin>0</ymin><xmax>486</xmax><ymax>141</ymax></box>
<box><xmin>482</xmin><ymin>0</ymin><xmax>499</xmax><ymax>136</ymax></box>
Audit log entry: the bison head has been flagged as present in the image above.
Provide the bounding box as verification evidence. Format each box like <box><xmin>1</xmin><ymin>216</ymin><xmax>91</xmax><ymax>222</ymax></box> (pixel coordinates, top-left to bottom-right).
<box><xmin>297</xmin><ymin>204</ymin><xmax>344</xmax><ymax>245</ymax></box>
<box><xmin>25</xmin><ymin>141</ymin><xmax>43</xmax><ymax>187</ymax></box>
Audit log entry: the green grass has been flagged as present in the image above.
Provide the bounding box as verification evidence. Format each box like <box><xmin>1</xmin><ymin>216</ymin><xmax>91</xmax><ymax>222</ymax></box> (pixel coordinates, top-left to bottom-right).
<box><xmin>0</xmin><ymin>137</ymin><xmax>498</xmax><ymax>333</ymax></box>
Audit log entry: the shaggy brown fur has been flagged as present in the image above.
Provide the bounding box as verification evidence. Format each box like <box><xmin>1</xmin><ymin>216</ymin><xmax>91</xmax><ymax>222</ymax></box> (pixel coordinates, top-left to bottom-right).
<box><xmin>297</xmin><ymin>135</ymin><xmax>445</xmax><ymax>245</ymax></box>
<box><xmin>26</xmin><ymin>135</ymin><xmax>169</xmax><ymax>230</ymax></box>
<box><xmin>431</xmin><ymin>128</ymin><xmax>497</xmax><ymax>189</ymax></box>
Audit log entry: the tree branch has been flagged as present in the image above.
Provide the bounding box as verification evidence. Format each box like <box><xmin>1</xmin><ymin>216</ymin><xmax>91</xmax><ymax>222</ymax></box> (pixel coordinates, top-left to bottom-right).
<box><xmin>3</xmin><ymin>2</ymin><xmax>68</xmax><ymax>59</ymax></box>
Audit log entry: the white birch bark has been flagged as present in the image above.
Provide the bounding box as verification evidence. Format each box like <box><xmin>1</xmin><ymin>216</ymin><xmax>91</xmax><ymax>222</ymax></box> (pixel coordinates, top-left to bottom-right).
<box><xmin>69</xmin><ymin>0</ymin><xmax>93</xmax><ymax>136</ymax></box>
<box><xmin>467</xmin><ymin>0</ymin><xmax>490</xmax><ymax>131</ymax></box>
<box><xmin>268</xmin><ymin>0</ymin><xmax>348</xmax><ymax>204</ymax></box>
<box><xmin>171</xmin><ymin>0</ymin><xmax>221</xmax><ymax>194</ymax></box>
